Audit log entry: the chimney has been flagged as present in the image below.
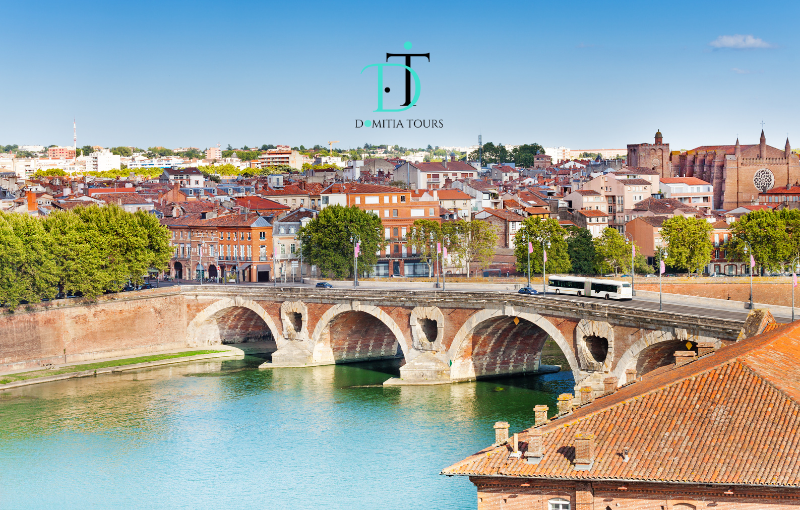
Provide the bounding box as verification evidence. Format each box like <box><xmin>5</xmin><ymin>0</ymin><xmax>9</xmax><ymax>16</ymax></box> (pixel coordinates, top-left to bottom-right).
<box><xmin>534</xmin><ymin>405</ymin><xmax>549</xmax><ymax>426</ymax></box>
<box><xmin>580</xmin><ymin>386</ymin><xmax>593</xmax><ymax>404</ymax></box>
<box><xmin>625</xmin><ymin>368</ymin><xmax>637</xmax><ymax>385</ymax></box>
<box><xmin>26</xmin><ymin>192</ymin><xmax>36</xmax><ymax>212</ymax></box>
<box><xmin>574</xmin><ymin>432</ymin><xmax>595</xmax><ymax>471</ymax></box>
<box><xmin>603</xmin><ymin>376</ymin><xmax>619</xmax><ymax>394</ymax></box>
<box><xmin>493</xmin><ymin>421</ymin><xmax>510</xmax><ymax>445</ymax></box>
<box><xmin>697</xmin><ymin>342</ymin><xmax>715</xmax><ymax>357</ymax></box>
<box><xmin>525</xmin><ymin>429</ymin><xmax>544</xmax><ymax>464</ymax></box>
<box><xmin>675</xmin><ymin>350</ymin><xmax>697</xmax><ymax>366</ymax></box>
<box><xmin>512</xmin><ymin>433</ymin><xmax>519</xmax><ymax>454</ymax></box>
<box><xmin>557</xmin><ymin>393</ymin><xmax>573</xmax><ymax>414</ymax></box>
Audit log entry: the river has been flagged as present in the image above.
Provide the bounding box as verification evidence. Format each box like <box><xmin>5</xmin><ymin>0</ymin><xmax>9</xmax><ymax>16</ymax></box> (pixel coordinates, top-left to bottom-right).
<box><xmin>0</xmin><ymin>349</ymin><xmax>573</xmax><ymax>510</ymax></box>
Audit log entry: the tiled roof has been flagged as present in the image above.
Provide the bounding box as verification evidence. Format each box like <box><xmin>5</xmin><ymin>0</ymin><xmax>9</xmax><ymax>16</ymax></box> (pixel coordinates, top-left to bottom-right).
<box><xmin>321</xmin><ymin>182</ymin><xmax>406</xmax><ymax>194</ymax></box>
<box><xmin>711</xmin><ymin>220</ymin><xmax>731</xmax><ymax>229</ymax></box>
<box><xmin>275</xmin><ymin>208</ymin><xmax>316</xmax><ymax>223</ymax></box>
<box><xmin>414</xmin><ymin>161</ymin><xmax>476</xmax><ymax>172</ymax></box>
<box><xmin>760</xmin><ymin>185</ymin><xmax>800</xmax><ymax>194</ymax></box>
<box><xmin>92</xmin><ymin>192</ymin><xmax>151</xmax><ymax>205</ymax></box>
<box><xmin>436</xmin><ymin>190</ymin><xmax>471</xmax><ymax>200</ymax></box>
<box><xmin>234</xmin><ymin>196</ymin><xmax>290</xmax><ymax>210</ymax></box>
<box><xmin>574</xmin><ymin>190</ymin><xmax>601</xmax><ymax>196</ymax></box>
<box><xmin>205</xmin><ymin>212</ymin><xmax>271</xmax><ymax>228</ymax></box>
<box><xmin>479</xmin><ymin>208</ymin><xmax>525</xmax><ymax>222</ymax></box>
<box><xmin>660</xmin><ymin>177</ymin><xmax>711</xmax><ymax>185</ymax></box>
<box><xmin>578</xmin><ymin>209</ymin><xmax>608</xmax><ymax>217</ymax></box>
<box><xmin>164</xmin><ymin>167</ymin><xmax>203</xmax><ymax>176</ymax></box>
<box><xmin>613</xmin><ymin>168</ymin><xmax>659</xmax><ymax>176</ymax></box>
<box><xmin>618</xmin><ymin>178</ymin><xmax>652</xmax><ymax>186</ymax></box>
<box><xmin>443</xmin><ymin>321</ymin><xmax>800</xmax><ymax>487</ymax></box>
<box><xmin>524</xmin><ymin>206</ymin><xmax>550</xmax><ymax>215</ymax></box>
<box><xmin>636</xmin><ymin>215</ymin><xmax>668</xmax><ymax>227</ymax></box>
<box><xmin>633</xmin><ymin>197</ymin><xmax>700</xmax><ymax>214</ymax></box>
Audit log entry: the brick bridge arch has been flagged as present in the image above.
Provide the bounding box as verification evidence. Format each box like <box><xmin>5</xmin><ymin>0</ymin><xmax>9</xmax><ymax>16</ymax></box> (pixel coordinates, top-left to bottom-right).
<box><xmin>446</xmin><ymin>308</ymin><xmax>580</xmax><ymax>382</ymax></box>
<box><xmin>309</xmin><ymin>302</ymin><xmax>409</xmax><ymax>364</ymax></box>
<box><xmin>187</xmin><ymin>297</ymin><xmax>281</xmax><ymax>347</ymax></box>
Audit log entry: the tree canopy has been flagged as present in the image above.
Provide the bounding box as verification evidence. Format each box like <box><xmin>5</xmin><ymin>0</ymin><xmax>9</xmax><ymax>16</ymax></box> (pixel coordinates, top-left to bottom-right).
<box><xmin>567</xmin><ymin>227</ymin><xmax>595</xmax><ymax>274</ymax></box>
<box><xmin>727</xmin><ymin>209</ymin><xmax>800</xmax><ymax>272</ymax></box>
<box><xmin>661</xmin><ymin>216</ymin><xmax>713</xmax><ymax>274</ymax></box>
<box><xmin>593</xmin><ymin>228</ymin><xmax>631</xmax><ymax>275</ymax></box>
<box><xmin>407</xmin><ymin>219</ymin><xmax>442</xmax><ymax>276</ymax></box>
<box><xmin>0</xmin><ymin>205</ymin><xmax>171</xmax><ymax>310</ymax></box>
<box><xmin>513</xmin><ymin>217</ymin><xmax>571</xmax><ymax>275</ymax></box>
<box><xmin>299</xmin><ymin>205</ymin><xmax>385</xmax><ymax>279</ymax></box>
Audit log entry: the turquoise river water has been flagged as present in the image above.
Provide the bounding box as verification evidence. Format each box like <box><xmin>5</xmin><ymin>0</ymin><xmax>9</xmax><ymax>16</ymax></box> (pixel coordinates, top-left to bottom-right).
<box><xmin>0</xmin><ymin>354</ymin><xmax>573</xmax><ymax>510</ymax></box>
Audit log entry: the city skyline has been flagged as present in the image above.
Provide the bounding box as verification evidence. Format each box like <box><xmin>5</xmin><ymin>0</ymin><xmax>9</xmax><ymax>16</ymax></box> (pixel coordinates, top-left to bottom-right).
<box><xmin>2</xmin><ymin>0</ymin><xmax>799</xmax><ymax>150</ymax></box>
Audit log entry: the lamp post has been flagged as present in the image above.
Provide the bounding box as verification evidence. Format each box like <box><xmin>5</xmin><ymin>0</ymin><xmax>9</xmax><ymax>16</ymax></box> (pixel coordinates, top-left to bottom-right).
<box><xmin>791</xmin><ymin>256</ymin><xmax>799</xmax><ymax>322</ymax></box>
<box><xmin>743</xmin><ymin>242</ymin><xmax>753</xmax><ymax>309</ymax></box>
<box><xmin>540</xmin><ymin>237</ymin><xmax>551</xmax><ymax>295</ymax></box>
<box><xmin>659</xmin><ymin>249</ymin><xmax>668</xmax><ymax>311</ymax></box>
<box><xmin>625</xmin><ymin>233</ymin><xmax>636</xmax><ymax>296</ymax></box>
<box><xmin>350</xmin><ymin>234</ymin><xmax>359</xmax><ymax>288</ymax></box>
<box><xmin>442</xmin><ymin>243</ymin><xmax>447</xmax><ymax>291</ymax></box>
<box><xmin>432</xmin><ymin>232</ymin><xmax>439</xmax><ymax>289</ymax></box>
<box><xmin>521</xmin><ymin>231</ymin><xmax>531</xmax><ymax>289</ymax></box>
<box><xmin>273</xmin><ymin>239</ymin><xmax>278</xmax><ymax>288</ymax></box>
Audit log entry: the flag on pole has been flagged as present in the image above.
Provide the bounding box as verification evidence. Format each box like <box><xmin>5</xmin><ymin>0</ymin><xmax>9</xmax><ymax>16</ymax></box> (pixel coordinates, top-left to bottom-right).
<box><xmin>660</xmin><ymin>260</ymin><xmax>665</xmax><ymax>274</ymax></box>
<box><xmin>528</xmin><ymin>241</ymin><xmax>533</xmax><ymax>254</ymax></box>
<box><xmin>794</xmin><ymin>272</ymin><xmax>797</xmax><ymax>288</ymax></box>
<box><xmin>632</xmin><ymin>245</ymin><xmax>636</xmax><ymax>257</ymax></box>
<box><xmin>543</xmin><ymin>250</ymin><xmax>547</xmax><ymax>263</ymax></box>
<box><xmin>437</xmin><ymin>242</ymin><xmax>441</xmax><ymax>254</ymax></box>
<box><xmin>443</xmin><ymin>246</ymin><xmax>448</xmax><ymax>259</ymax></box>
<box><xmin>750</xmin><ymin>254</ymin><xmax>755</xmax><ymax>268</ymax></box>
<box><xmin>354</xmin><ymin>241</ymin><xmax>360</xmax><ymax>258</ymax></box>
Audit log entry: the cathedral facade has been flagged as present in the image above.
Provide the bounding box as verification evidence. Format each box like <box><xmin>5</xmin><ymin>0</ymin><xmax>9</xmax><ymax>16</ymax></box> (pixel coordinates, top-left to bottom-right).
<box><xmin>671</xmin><ymin>131</ymin><xmax>800</xmax><ymax>210</ymax></box>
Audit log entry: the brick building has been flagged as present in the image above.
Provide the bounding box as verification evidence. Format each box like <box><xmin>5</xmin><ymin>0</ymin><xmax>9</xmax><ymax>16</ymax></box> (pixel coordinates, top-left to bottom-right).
<box><xmin>444</xmin><ymin>318</ymin><xmax>800</xmax><ymax>509</ymax></box>
<box><xmin>474</xmin><ymin>208</ymin><xmax>525</xmax><ymax>248</ymax></box>
<box><xmin>626</xmin><ymin>129</ymin><xmax>670</xmax><ymax>179</ymax></box>
<box><xmin>47</xmin><ymin>146</ymin><xmax>76</xmax><ymax>159</ymax></box>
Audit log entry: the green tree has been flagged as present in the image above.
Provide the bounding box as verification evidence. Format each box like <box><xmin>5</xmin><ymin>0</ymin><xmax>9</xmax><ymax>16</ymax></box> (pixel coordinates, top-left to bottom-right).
<box><xmin>110</xmin><ymin>146</ymin><xmax>133</xmax><ymax>157</ymax></box>
<box><xmin>593</xmin><ymin>228</ymin><xmax>630</xmax><ymax>275</ymax></box>
<box><xmin>727</xmin><ymin>209</ymin><xmax>800</xmax><ymax>273</ymax></box>
<box><xmin>0</xmin><ymin>214</ymin><xmax>29</xmax><ymax>309</ymax></box>
<box><xmin>449</xmin><ymin>219</ymin><xmax>498</xmax><ymax>276</ymax></box>
<box><xmin>511</xmin><ymin>144</ymin><xmax>545</xmax><ymax>168</ymax></box>
<box><xmin>407</xmin><ymin>219</ymin><xmax>442</xmax><ymax>276</ymax></box>
<box><xmin>147</xmin><ymin>147</ymin><xmax>174</xmax><ymax>158</ymax></box>
<box><xmin>44</xmin><ymin>209</ymin><xmax>110</xmax><ymax>298</ymax></box>
<box><xmin>299</xmin><ymin>205</ymin><xmax>385</xmax><ymax>279</ymax></box>
<box><xmin>80</xmin><ymin>145</ymin><xmax>94</xmax><ymax>157</ymax></box>
<box><xmin>567</xmin><ymin>227</ymin><xmax>595</xmax><ymax>274</ymax></box>
<box><xmin>33</xmin><ymin>168</ymin><xmax>68</xmax><ymax>178</ymax></box>
<box><xmin>634</xmin><ymin>252</ymin><xmax>654</xmax><ymax>274</ymax></box>
<box><xmin>0</xmin><ymin>212</ymin><xmax>59</xmax><ymax>307</ymax></box>
<box><xmin>513</xmin><ymin>217</ymin><xmax>571</xmax><ymax>275</ymax></box>
<box><xmin>661</xmin><ymin>216</ymin><xmax>713</xmax><ymax>274</ymax></box>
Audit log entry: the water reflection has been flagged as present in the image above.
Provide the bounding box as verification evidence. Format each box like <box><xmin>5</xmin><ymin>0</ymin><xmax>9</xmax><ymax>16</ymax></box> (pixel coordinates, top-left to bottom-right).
<box><xmin>0</xmin><ymin>355</ymin><xmax>573</xmax><ymax>510</ymax></box>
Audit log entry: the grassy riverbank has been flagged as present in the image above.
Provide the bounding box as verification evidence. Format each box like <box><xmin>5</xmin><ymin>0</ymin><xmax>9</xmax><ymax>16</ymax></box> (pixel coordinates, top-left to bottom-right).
<box><xmin>0</xmin><ymin>350</ymin><xmax>226</xmax><ymax>385</ymax></box>
<box><xmin>540</xmin><ymin>338</ymin><xmax>569</xmax><ymax>370</ymax></box>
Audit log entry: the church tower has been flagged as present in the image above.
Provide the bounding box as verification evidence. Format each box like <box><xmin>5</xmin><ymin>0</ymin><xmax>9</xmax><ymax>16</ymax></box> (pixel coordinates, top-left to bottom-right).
<box><xmin>786</xmin><ymin>138</ymin><xmax>791</xmax><ymax>159</ymax></box>
<box><xmin>655</xmin><ymin>129</ymin><xmax>663</xmax><ymax>145</ymax></box>
<box><xmin>760</xmin><ymin>130</ymin><xmax>767</xmax><ymax>159</ymax></box>
<box><xmin>735</xmin><ymin>138</ymin><xmax>741</xmax><ymax>157</ymax></box>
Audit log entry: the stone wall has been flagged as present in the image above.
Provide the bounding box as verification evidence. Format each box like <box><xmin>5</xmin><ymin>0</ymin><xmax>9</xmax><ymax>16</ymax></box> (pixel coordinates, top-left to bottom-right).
<box><xmin>636</xmin><ymin>278</ymin><xmax>795</xmax><ymax>307</ymax></box>
<box><xmin>0</xmin><ymin>289</ymin><xmax>187</xmax><ymax>372</ymax></box>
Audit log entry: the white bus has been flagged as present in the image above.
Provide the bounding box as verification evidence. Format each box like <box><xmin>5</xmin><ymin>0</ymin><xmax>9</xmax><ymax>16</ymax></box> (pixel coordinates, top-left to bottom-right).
<box><xmin>547</xmin><ymin>276</ymin><xmax>633</xmax><ymax>300</ymax></box>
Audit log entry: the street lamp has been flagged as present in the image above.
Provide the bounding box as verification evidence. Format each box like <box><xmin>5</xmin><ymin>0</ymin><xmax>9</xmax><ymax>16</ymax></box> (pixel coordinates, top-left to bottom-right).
<box><xmin>350</xmin><ymin>234</ymin><xmax>359</xmax><ymax>288</ymax></box>
<box><xmin>521</xmin><ymin>231</ymin><xmax>531</xmax><ymax>289</ymax></box>
<box><xmin>540</xmin><ymin>237</ymin><xmax>551</xmax><ymax>295</ymax></box>
<box><xmin>743</xmin><ymin>242</ymin><xmax>753</xmax><ymax>309</ymax></box>
<box><xmin>625</xmin><ymin>233</ymin><xmax>636</xmax><ymax>296</ymax></box>
<box><xmin>791</xmin><ymin>256</ymin><xmax>799</xmax><ymax>322</ymax></box>
<box><xmin>659</xmin><ymin>249</ymin><xmax>668</xmax><ymax>311</ymax></box>
<box><xmin>431</xmin><ymin>231</ymin><xmax>439</xmax><ymax>289</ymax></box>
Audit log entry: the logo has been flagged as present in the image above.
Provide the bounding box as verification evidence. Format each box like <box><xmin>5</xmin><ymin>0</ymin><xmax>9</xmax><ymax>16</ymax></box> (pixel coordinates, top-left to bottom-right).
<box><xmin>356</xmin><ymin>42</ymin><xmax>441</xmax><ymax>129</ymax></box>
<box><xmin>361</xmin><ymin>41</ymin><xmax>429</xmax><ymax>113</ymax></box>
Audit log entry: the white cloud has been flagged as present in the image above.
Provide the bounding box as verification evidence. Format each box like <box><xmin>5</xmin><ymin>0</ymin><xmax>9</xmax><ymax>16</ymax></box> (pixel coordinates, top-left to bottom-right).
<box><xmin>710</xmin><ymin>35</ymin><xmax>773</xmax><ymax>49</ymax></box>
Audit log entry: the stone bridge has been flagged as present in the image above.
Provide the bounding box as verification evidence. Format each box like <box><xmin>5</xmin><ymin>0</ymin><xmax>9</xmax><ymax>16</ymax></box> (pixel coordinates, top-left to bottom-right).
<box><xmin>183</xmin><ymin>286</ymin><xmax>745</xmax><ymax>393</ymax></box>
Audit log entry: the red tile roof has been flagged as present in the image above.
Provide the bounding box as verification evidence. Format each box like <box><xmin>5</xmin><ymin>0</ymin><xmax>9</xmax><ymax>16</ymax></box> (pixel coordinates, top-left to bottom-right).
<box><xmin>573</xmin><ymin>190</ymin><xmax>601</xmax><ymax>196</ymax></box>
<box><xmin>578</xmin><ymin>209</ymin><xmax>608</xmax><ymax>217</ymax></box>
<box><xmin>234</xmin><ymin>196</ymin><xmax>290</xmax><ymax>211</ymax></box>
<box><xmin>444</xmin><ymin>321</ymin><xmax>800</xmax><ymax>487</ymax></box>
<box><xmin>436</xmin><ymin>190</ymin><xmax>471</xmax><ymax>200</ymax></box>
<box><xmin>322</xmin><ymin>183</ymin><xmax>406</xmax><ymax>194</ymax></box>
<box><xmin>618</xmin><ymin>178</ymin><xmax>653</xmax><ymax>186</ymax></box>
<box><xmin>660</xmin><ymin>177</ymin><xmax>711</xmax><ymax>185</ymax></box>
<box><xmin>479</xmin><ymin>208</ymin><xmax>526</xmax><ymax>222</ymax></box>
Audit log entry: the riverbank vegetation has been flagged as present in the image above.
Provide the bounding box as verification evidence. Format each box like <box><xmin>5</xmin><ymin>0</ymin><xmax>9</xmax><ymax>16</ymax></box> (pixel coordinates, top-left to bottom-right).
<box><xmin>0</xmin><ymin>204</ymin><xmax>172</xmax><ymax>309</ymax></box>
<box><xmin>0</xmin><ymin>350</ymin><xmax>226</xmax><ymax>385</ymax></box>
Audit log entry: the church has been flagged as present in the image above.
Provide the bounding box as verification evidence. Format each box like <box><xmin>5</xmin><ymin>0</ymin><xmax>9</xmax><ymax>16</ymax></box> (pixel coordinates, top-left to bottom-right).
<box><xmin>629</xmin><ymin>130</ymin><xmax>800</xmax><ymax>211</ymax></box>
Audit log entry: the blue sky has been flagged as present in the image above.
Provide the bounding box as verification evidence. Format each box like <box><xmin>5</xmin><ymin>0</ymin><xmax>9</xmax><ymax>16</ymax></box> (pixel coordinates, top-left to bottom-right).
<box><xmin>2</xmin><ymin>0</ymin><xmax>799</xmax><ymax>152</ymax></box>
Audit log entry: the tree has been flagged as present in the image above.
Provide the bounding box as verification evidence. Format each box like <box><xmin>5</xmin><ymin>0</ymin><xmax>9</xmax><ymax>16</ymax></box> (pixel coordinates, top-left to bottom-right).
<box><xmin>593</xmin><ymin>228</ymin><xmax>630</xmax><ymax>275</ymax></box>
<box><xmin>178</xmin><ymin>148</ymin><xmax>203</xmax><ymax>160</ymax></box>
<box><xmin>261</xmin><ymin>144</ymin><xmax>276</xmax><ymax>151</ymax></box>
<box><xmin>0</xmin><ymin>212</ymin><xmax>58</xmax><ymax>308</ymax></box>
<box><xmin>407</xmin><ymin>219</ymin><xmax>442</xmax><ymax>277</ymax></box>
<box><xmin>299</xmin><ymin>205</ymin><xmax>385</xmax><ymax>279</ymax></box>
<box><xmin>661</xmin><ymin>216</ymin><xmax>714</xmax><ymax>274</ymax></box>
<box><xmin>727</xmin><ymin>209</ymin><xmax>800</xmax><ymax>273</ymax></box>
<box><xmin>634</xmin><ymin>252</ymin><xmax>654</xmax><ymax>274</ymax></box>
<box><xmin>511</xmin><ymin>144</ymin><xmax>545</xmax><ymax>168</ymax></box>
<box><xmin>111</xmin><ymin>146</ymin><xmax>133</xmax><ymax>157</ymax></box>
<box><xmin>44</xmin><ymin>209</ymin><xmax>110</xmax><ymax>298</ymax></box>
<box><xmin>513</xmin><ymin>217</ymin><xmax>571</xmax><ymax>275</ymax></box>
<box><xmin>450</xmin><ymin>219</ymin><xmax>498</xmax><ymax>276</ymax></box>
<box><xmin>567</xmin><ymin>227</ymin><xmax>595</xmax><ymax>274</ymax></box>
<box><xmin>33</xmin><ymin>168</ymin><xmax>67</xmax><ymax>178</ymax></box>
<box><xmin>80</xmin><ymin>145</ymin><xmax>94</xmax><ymax>157</ymax></box>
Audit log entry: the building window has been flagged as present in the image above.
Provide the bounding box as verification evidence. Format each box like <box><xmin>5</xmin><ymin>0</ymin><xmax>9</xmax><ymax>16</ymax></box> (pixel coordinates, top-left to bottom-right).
<box><xmin>392</xmin><ymin>195</ymin><xmax>398</xmax><ymax>203</ymax></box>
<box><xmin>355</xmin><ymin>197</ymin><xmax>360</xmax><ymax>204</ymax></box>
<box><xmin>248</xmin><ymin>232</ymin><xmax>251</xmax><ymax>241</ymax></box>
<box><xmin>429</xmin><ymin>208</ymin><xmax>435</xmax><ymax>216</ymax></box>
<box><xmin>548</xmin><ymin>499</ymin><xmax>570</xmax><ymax>510</ymax></box>
<box><xmin>290</xmin><ymin>244</ymin><xmax>295</xmax><ymax>254</ymax></box>
<box><xmin>385</xmin><ymin>228</ymin><xmax>390</xmax><ymax>239</ymax></box>
<box><xmin>393</xmin><ymin>209</ymin><xmax>398</xmax><ymax>217</ymax></box>
<box><xmin>260</xmin><ymin>232</ymin><xmax>266</xmax><ymax>240</ymax></box>
<box><xmin>400</xmin><ymin>196</ymin><xmax>406</xmax><ymax>202</ymax></box>
<box><xmin>393</xmin><ymin>227</ymin><xmax>399</xmax><ymax>238</ymax></box>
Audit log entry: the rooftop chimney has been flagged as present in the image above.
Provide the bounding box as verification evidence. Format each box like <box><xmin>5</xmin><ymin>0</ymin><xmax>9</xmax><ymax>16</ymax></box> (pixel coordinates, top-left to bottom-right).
<box><xmin>603</xmin><ymin>376</ymin><xmax>619</xmax><ymax>394</ymax></box>
<box><xmin>534</xmin><ymin>405</ymin><xmax>549</xmax><ymax>426</ymax></box>
<box><xmin>525</xmin><ymin>429</ymin><xmax>544</xmax><ymax>464</ymax></box>
<box><xmin>574</xmin><ymin>432</ymin><xmax>595</xmax><ymax>471</ymax></box>
<box><xmin>493</xmin><ymin>421</ymin><xmax>510</xmax><ymax>445</ymax></box>
<box><xmin>26</xmin><ymin>192</ymin><xmax>36</xmax><ymax>212</ymax></box>
<box><xmin>625</xmin><ymin>368</ymin><xmax>637</xmax><ymax>385</ymax></box>
<box><xmin>557</xmin><ymin>393</ymin><xmax>573</xmax><ymax>414</ymax></box>
<box><xmin>675</xmin><ymin>350</ymin><xmax>697</xmax><ymax>366</ymax></box>
<box><xmin>697</xmin><ymin>342</ymin><xmax>715</xmax><ymax>357</ymax></box>
<box><xmin>580</xmin><ymin>386</ymin><xmax>593</xmax><ymax>404</ymax></box>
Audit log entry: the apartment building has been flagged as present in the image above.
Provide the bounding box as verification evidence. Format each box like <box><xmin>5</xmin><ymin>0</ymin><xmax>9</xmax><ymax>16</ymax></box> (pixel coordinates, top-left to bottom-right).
<box><xmin>660</xmin><ymin>177</ymin><xmax>713</xmax><ymax>212</ymax></box>
<box><xmin>48</xmin><ymin>146</ymin><xmax>76</xmax><ymax>159</ymax></box>
<box><xmin>258</xmin><ymin>145</ymin><xmax>304</xmax><ymax>169</ymax></box>
<box><xmin>394</xmin><ymin>160</ymin><xmax>478</xmax><ymax>189</ymax></box>
<box><xmin>85</xmin><ymin>149</ymin><xmax>121</xmax><ymax>173</ymax></box>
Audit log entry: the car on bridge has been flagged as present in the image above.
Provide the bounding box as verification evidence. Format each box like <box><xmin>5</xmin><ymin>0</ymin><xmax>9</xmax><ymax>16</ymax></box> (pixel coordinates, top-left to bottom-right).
<box><xmin>316</xmin><ymin>282</ymin><xmax>334</xmax><ymax>289</ymax></box>
<box><xmin>517</xmin><ymin>286</ymin><xmax>540</xmax><ymax>295</ymax></box>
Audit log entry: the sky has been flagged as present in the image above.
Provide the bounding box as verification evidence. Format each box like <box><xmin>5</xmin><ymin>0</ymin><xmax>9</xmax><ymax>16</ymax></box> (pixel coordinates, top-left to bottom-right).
<box><xmin>2</xmin><ymin>0</ymin><xmax>799</xmax><ymax>152</ymax></box>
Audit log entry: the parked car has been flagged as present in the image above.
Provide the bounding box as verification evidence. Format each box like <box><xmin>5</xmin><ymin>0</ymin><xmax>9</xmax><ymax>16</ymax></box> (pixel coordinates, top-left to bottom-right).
<box><xmin>709</xmin><ymin>272</ymin><xmax>726</xmax><ymax>278</ymax></box>
<box><xmin>139</xmin><ymin>282</ymin><xmax>154</xmax><ymax>290</ymax></box>
<box><xmin>316</xmin><ymin>282</ymin><xmax>333</xmax><ymax>289</ymax></box>
<box><xmin>517</xmin><ymin>286</ymin><xmax>540</xmax><ymax>295</ymax></box>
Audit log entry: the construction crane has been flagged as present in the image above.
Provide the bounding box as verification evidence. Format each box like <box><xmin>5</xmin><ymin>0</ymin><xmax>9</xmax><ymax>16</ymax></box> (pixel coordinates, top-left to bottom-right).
<box><xmin>328</xmin><ymin>140</ymin><xmax>339</xmax><ymax>155</ymax></box>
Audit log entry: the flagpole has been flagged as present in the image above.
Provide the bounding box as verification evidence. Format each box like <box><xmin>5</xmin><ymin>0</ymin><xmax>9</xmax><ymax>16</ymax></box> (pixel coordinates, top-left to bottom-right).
<box><xmin>527</xmin><ymin>236</ymin><xmax>531</xmax><ymax>289</ymax></box>
<box><xmin>792</xmin><ymin>256</ymin><xmax>799</xmax><ymax>322</ymax></box>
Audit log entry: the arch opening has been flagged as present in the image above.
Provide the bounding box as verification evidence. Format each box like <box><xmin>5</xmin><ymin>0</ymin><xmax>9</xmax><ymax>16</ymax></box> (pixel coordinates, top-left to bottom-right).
<box><xmin>319</xmin><ymin>310</ymin><xmax>401</xmax><ymax>363</ymax></box>
<box><xmin>584</xmin><ymin>335</ymin><xmax>609</xmax><ymax>363</ymax></box>
<box><xmin>207</xmin><ymin>306</ymin><xmax>275</xmax><ymax>344</ymax></box>
<box><xmin>174</xmin><ymin>261</ymin><xmax>183</xmax><ymax>280</ymax></box>
<box><xmin>419</xmin><ymin>318</ymin><xmax>438</xmax><ymax>344</ymax></box>
<box><xmin>636</xmin><ymin>340</ymin><xmax>696</xmax><ymax>375</ymax></box>
<box><xmin>289</xmin><ymin>312</ymin><xmax>303</xmax><ymax>333</ymax></box>
<box><xmin>454</xmin><ymin>316</ymin><xmax>551</xmax><ymax>380</ymax></box>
